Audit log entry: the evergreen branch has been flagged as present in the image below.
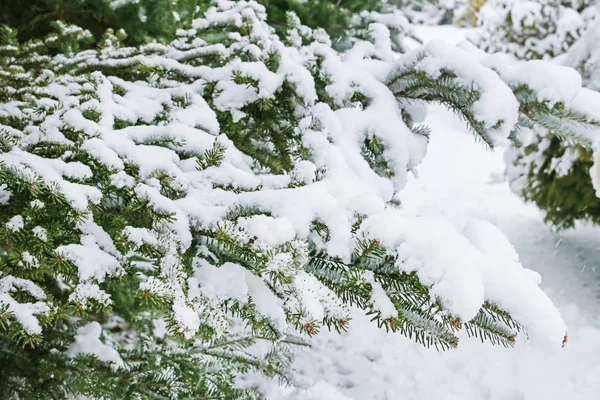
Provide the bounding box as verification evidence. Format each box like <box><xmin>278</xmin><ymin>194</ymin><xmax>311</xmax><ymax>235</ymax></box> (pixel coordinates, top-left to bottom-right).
<box><xmin>390</xmin><ymin>65</ymin><xmax>496</xmax><ymax>147</ymax></box>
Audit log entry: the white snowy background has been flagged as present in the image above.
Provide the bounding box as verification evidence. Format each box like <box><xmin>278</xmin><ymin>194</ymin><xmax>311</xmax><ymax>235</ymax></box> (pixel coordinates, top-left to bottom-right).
<box><xmin>256</xmin><ymin>25</ymin><xmax>600</xmax><ymax>400</ymax></box>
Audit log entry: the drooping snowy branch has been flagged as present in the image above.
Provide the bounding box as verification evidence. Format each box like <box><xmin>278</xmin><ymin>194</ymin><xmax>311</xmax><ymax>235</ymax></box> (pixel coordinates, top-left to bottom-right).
<box><xmin>2</xmin><ymin>3</ymin><xmax>599</xmax><ymax>397</ymax></box>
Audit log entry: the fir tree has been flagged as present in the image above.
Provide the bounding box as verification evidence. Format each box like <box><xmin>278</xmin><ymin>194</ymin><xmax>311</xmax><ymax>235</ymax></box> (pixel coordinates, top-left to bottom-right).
<box><xmin>497</xmin><ymin>3</ymin><xmax>600</xmax><ymax>229</ymax></box>
<box><xmin>471</xmin><ymin>0</ymin><xmax>592</xmax><ymax>60</ymax></box>
<box><xmin>0</xmin><ymin>1</ymin><xmax>597</xmax><ymax>398</ymax></box>
<box><xmin>261</xmin><ymin>0</ymin><xmax>383</xmax><ymax>39</ymax></box>
<box><xmin>0</xmin><ymin>0</ymin><xmax>386</xmax><ymax>46</ymax></box>
<box><xmin>0</xmin><ymin>0</ymin><xmax>211</xmax><ymax>46</ymax></box>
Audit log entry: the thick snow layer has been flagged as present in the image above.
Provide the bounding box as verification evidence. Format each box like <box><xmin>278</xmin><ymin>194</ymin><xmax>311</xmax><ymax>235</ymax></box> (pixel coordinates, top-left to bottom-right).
<box><xmin>471</xmin><ymin>0</ymin><xmax>585</xmax><ymax>60</ymax></box>
<box><xmin>390</xmin><ymin>39</ymin><xmax>520</xmax><ymax>146</ymax></box>
<box><xmin>261</xmin><ymin>100</ymin><xmax>600</xmax><ymax>400</ymax></box>
<box><xmin>3</xmin><ymin>1</ymin><xmax>587</xmax><ymax>346</ymax></box>
<box><xmin>193</xmin><ymin>260</ymin><xmax>288</xmax><ymax>330</ymax></box>
<box><xmin>256</xmin><ymin>26</ymin><xmax>600</xmax><ymax>400</ymax></box>
<box><xmin>3</xmin><ymin>5</ymin><xmax>598</xmax><ymax>389</ymax></box>
<box><xmin>481</xmin><ymin>53</ymin><xmax>582</xmax><ymax>105</ymax></box>
<box><xmin>67</xmin><ymin>322</ymin><xmax>124</xmax><ymax>368</ymax></box>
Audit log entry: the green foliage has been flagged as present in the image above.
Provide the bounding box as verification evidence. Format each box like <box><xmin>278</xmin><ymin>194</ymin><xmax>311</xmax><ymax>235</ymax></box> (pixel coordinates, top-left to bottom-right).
<box><xmin>510</xmin><ymin>84</ymin><xmax>600</xmax><ymax>146</ymax></box>
<box><xmin>259</xmin><ymin>0</ymin><xmax>383</xmax><ymax>39</ymax></box>
<box><xmin>472</xmin><ymin>0</ymin><xmax>593</xmax><ymax>60</ymax></box>
<box><xmin>0</xmin><ymin>0</ymin><xmax>386</xmax><ymax>47</ymax></box>
<box><xmin>0</xmin><ymin>0</ymin><xmax>592</xmax><ymax>398</ymax></box>
<box><xmin>508</xmin><ymin>134</ymin><xmax>600</xmax><ymax>229</ymax></box>
<box><xmin>390</xmin><ymin>63</ymin><xmax>496</xmax><ymax>147</ymax></box>
<box><xmin>0</xmin><ymin>6</ymin><xmax>311</xmax><ymax>396</ymax></box>
<box><xmin>0</xmin><ymin>0</ymin><xmax>209</xmax><ymax>46</ymax></box>
<box><xmin>306</xmin><ymin>238</ymin><xmax>520</xmax><ymax>350</ymax></box>
<box><xmin>492</xmin><ymin>1</ymin><xmax>600</xmax><ymax>230</ymax></box>
<box><xmin>197</xmin><ymin>141</ymin><xmax>227</xmax><ymax>170</ymax></box>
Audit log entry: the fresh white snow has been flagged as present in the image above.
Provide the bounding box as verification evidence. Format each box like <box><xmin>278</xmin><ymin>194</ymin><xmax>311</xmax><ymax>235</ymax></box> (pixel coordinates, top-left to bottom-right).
<box><xmin>67</xmin><ymin>322</ymin><xmax>124</xmax><ymax>368</ymax></box>
<box><xmin>256</xmin><ymin>26</ymin><xmax>600</xmax><ymax>400</ymax></box>
<box><xmin>4</xmin><ymin>2</ymin><xmax>588</xmax><ymax>349</ymax></box>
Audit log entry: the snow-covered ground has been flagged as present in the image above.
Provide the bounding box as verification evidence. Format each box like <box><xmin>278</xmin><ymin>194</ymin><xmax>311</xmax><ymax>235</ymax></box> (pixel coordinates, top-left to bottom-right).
<box><xmin>260</xmin><ymin>26</ymin><xmax>600</xmax><ymax>400</ymax></box>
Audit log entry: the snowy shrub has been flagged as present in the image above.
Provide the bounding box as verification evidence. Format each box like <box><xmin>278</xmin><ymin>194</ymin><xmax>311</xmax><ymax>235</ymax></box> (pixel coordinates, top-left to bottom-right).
<box><xmin>503</xmin><ymin>3</ymin><xmax>600</xmax><ymax>229</ymax></box>
<box><xmin>564</xmin><ymin>7</ymin><xmax>600</xmax><ymax>91</ymax></box>
<box><xmin>1</xmin><ymin>0</ymin><xmax>599</xmax><ymax>397</ymax></box>
<box><xmin>0</xmin><ymin>0</ymin><xmax>209</xmax><ymax>45</ymax></box>
<box><xmin>395</xmin><ymin>0</ymin><xmax>462</xmax><ymax>25</ymax></box>
<box><xmin>261</xmin><ymin>0</ymin><xmax>384</xmax><ymax>39</ymax></box>
<box><xmin>506</xmin><ymin>134</ymin><xmax>600</xmax><ymax>229</ymax></box>
<box><xmin>470</xmin><ymin>0</ymin><xmax>591</xmax><ymax>60</ymax></box>
<box><xmin>0</xmin><ymin>0</ymin><xmax>386</xmax><ymax>46</ymax></box>
<box><xmin>454</xmin><ymin>0</ymin><xmax>489</xmax><ymax>27</ymax></box>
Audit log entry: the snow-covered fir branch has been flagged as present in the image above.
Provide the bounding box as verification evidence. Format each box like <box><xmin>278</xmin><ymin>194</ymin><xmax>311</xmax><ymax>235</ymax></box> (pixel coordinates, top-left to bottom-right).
<box><xmin>1</xmin><ymin>0</ymin><xmax>600</xmax><ymax>397</ymax></box>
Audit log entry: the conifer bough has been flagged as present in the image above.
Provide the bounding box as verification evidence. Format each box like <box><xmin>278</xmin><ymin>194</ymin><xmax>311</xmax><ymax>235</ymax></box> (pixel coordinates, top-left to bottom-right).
<box><xmin>0</xmin><ymin>1</ymin><xmax>599</xmax><ymax>397</ymax></box>
<box><xmin>491</xmin><ymin>1</ymin><xmax>600</xmax><ymax>230</ymax></box>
